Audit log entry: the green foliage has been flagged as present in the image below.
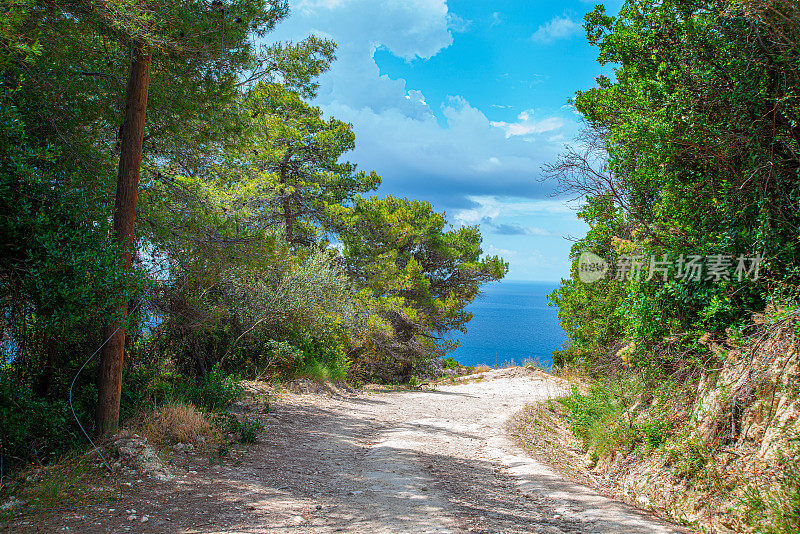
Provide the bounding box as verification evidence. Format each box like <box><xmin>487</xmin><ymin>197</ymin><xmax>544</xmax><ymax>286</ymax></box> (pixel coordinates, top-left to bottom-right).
<box><xmin>549</xmin><ymin>0</ymin><xmax>800</xmax><ymax>374</ymax></box>
<box><xmin>237</xmin><ymin>418</ymin><xmax>264</xmax><ymax>444</ymax></box>
<box><xmin>178</xmin><ymin>370</ymin><xmax>245</xmax><ymax>413</ymax></box>
<box><xmin>640</xmin><ymin>419</ymin><xmax>672</xmax><ymax>449</ymax></box>
<box><xmin>442</xmin><ymin>356</ymin><xmax>461</xmax><ymax>370</ymax></box>
<box><xmin>558</xmin><ymin>380</ymin><xmax>674</xmax><ymax>459</ymax></box>
<box><xmin>230</xmin><ymin>81</ymin><xmax>381</xmax><ymax>246</ymax></box>
<box><xmin>125</xmin><ymin>367</ymin><xmax>244</xmax><ymax>414</ymax></box>
<box><xmin>665</xmin><ymin>430</ymin><xmax>714</xmax><ymax>480</ymax></box>
<box><xmin>0</xmin><ymin>366</ymin><xmax>92</xmax><ymax>472</ymax></box>
<box><xmin>558</xmin><ymin>384</ymin><xmax>619</xmax><ymax>451</ymax></box>
<box><xmin>0</xmin><ymin>0</ymin><xmax>503</xmax><ymax>477</ymax></box>
<box><xmin>224</xmin><ymin>416</ymin><xmax>265</xmax><ymax>444</ymax></box>
<box><xmin>341</xmin><ymin>195</ymin><xmax>506</xmax><ymax>379</ymax></box>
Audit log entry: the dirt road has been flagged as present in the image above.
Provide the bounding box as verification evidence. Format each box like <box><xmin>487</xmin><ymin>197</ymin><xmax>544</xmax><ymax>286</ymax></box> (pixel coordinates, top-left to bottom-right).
<box><xmin>14</xmin><ymin>367</ymin><xmax>687</xmax><ymax>533</ymax></box>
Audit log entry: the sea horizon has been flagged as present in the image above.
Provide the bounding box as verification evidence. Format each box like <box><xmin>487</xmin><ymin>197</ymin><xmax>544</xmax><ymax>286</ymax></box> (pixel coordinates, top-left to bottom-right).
<box><xmin>449</xmin><ymin>279</ymin><xmax>568</xmax><ymax>369</ymax></box>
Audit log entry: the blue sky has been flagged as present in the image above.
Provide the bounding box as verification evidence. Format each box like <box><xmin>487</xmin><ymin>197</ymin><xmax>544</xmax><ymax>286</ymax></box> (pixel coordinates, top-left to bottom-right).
<box><xmin>267</xmin><ymin>0</ymin><xmax>622</xmax><ymax>281</ymax></box>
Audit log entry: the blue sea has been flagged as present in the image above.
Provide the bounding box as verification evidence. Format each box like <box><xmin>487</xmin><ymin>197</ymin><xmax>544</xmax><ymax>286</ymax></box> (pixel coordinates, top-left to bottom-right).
<box><xmin>449</xmin><ymin>281</ymin><xmax>567</xmax><ymax>369</ymax></box>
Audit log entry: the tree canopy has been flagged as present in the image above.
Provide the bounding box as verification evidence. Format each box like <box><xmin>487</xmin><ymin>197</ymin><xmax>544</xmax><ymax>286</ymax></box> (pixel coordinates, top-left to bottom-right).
<box><xmin>0</xmin><ymin>0</ymin><xmax>503</xmax><ymax>471</ymax></box>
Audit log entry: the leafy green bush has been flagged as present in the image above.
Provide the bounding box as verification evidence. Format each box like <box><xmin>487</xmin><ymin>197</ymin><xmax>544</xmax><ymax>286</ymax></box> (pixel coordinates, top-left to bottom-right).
<box><xmin>178</xmin><ymin>369</ymin><xmax>244</xmax><ymax>412</ymax></box>
<box><xmin>218</xmin><ymin>414</ymin><xmax>264</xmax><ymax>444</ymax></box>
<box><xmin>442</xmin><ymin>356</ymin><xmax>460</xmax><ymax>370</ymax></box>
<box><xmin>0</xmin><ymin>367</ymin><xmax>92</xmax><ymax>473</ymax></box>
<box><xmin>640</xmin><ymin>419</ymin><xmax>672</xmax><ymax>449</ymax></box>
<box><xmin>558</xmin><ymin>384</ymin><xmax>618</xmax><ymax>450</ymax></box>
<box><xmin>557</xmin><ymin>380</ymin><xmax>674</xmax><ymax>459</ymax></box>
<box><xmin>122</xmin><ymin>366</ymin><xmax>244</xmax><ymax>414</ymax></box>
<box><xmin>665</xmin><ymin>431</ymin><xmax>713</xmax><ymax>480</ymax></box>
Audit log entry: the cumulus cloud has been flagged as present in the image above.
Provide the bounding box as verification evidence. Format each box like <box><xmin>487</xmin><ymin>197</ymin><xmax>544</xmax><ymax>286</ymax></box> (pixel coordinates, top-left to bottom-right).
<box><xmin>320</xmin><ymin>96</ymin><xmax>579</xmax><ymax>208</ymax></box>
<box><xmin>266</xmin><ymin>1</ymin><xmax>579</xmax><ymax>212</ymax></box>
<box><xmin>531</xmin><ymin>15</ymin><xmax>581</xmax><ymax>43</ymax></box>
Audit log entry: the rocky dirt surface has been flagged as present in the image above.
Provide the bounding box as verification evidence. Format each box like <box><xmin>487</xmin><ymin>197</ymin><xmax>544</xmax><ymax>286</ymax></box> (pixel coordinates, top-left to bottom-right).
<box><xmin>7</xmin><ymin>367</ymin><xmax>689</xmax><ymax>533</ymax></box>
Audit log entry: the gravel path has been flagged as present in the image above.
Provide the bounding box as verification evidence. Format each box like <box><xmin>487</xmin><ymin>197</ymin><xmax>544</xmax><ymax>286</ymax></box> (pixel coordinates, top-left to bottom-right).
<box><xmin>11</xmin><ymin>367</ymin><xmax>688</xmax><ymax>533</ymax></box>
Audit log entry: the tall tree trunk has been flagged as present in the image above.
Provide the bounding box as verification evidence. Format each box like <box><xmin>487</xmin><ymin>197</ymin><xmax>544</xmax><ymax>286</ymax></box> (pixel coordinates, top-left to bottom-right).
<box><xmin>96</xmin><ymin>40</ymin><xmax>152</xmax><ymax>436</ymax></box>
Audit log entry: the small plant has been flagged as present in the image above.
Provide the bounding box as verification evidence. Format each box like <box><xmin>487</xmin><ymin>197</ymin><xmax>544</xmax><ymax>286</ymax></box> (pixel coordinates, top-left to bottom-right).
<box><xmin>219</xmin><ymin>415</ymin><xmax>264</xmax><ymax>444</ymax></box>
<box><xmin>237</xmin><ymin>418</ymin><xmax>264</xmax><ymax>444</ymax></box>
<box><xmin>640</xmin><ymin>419</ymin><xmax>672</xmax><ymax>449</ymax></box>
<box><xmin>666</xmin><ymin>431</ymin><xmax>712</xmax><ymax>480</ymax></box>
<box><xmin>557</xmin><ymin>384</ymin><xmax>618</xmax><ymax>450</ymax></box>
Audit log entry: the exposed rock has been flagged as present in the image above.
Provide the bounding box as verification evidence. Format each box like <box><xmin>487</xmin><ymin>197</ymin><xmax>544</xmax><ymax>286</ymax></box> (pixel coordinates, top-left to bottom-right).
<box><xmin>585</xmin><ymin>311</ymin><xmax>800</xmax><ymax>533</ymax></box>
<box><xmin>109</xmin><ymin>431</ymin><xmax>173</xmax><ymax>482</ymax></box>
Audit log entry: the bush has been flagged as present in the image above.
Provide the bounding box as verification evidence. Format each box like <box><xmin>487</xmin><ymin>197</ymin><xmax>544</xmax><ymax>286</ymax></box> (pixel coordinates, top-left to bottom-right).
<box><xmin>665</xmin><ymin>430</ymin><xmax>713</xmax><ymax>480</ymax></box>
<box><xmin>557</xmin><ymin>380</ymin><xmax>673</xmax><ymax>459</ymax></box>
<box><xmin>0</xmin><ymin>367</ymin><xmax>93</xmax><ymax>474</ymax></box>
<box><xmin>558</xmin><ymin>384</ymin><xmax>618</xmax><ymax>450</ymax></box>
<box><xmin>442</xmin><ymin>356</ymin><xmax>460</xmax><ymax>370</ymax></box>
<box><xmin>237</xmin><ymin>418</ymin><xmax>264</xmax><ymax>444</ymax></box>
<box><xmin>122</xmin><ymin>365</ymin><xmax>244</xmax><ymax>415</ymax></box>
<box><xmin>640</xmin><ymin>419</ymin><xmax>672</xmax><ymax>449</ymax></box>
<box><xmin>177</xmin><ymin>369</ymin><xmax>244</xmax><ymax>412</ymax></box>
<box><xmin>219</xmin><ymin>415</ymin><xmax>264</xmax><ymax>444</ymax></box>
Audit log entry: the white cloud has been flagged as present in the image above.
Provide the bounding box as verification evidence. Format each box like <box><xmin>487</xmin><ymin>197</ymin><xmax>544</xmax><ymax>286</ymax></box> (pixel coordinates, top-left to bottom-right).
<box><xmin>531</xmin><ymin>15</ymin><xmax>581</xmax><ymax>43</ymax></box>
<box><xmin>272</xmin><ymin>0</ymin><xmax>455</xmax><ymax>119</ymax></box>
<box><xmin>485</xmin><ymin>244</ymin><xmax>517</xmax><ymax>257</ymax></box>
<box><xmin>447</xmin><ymin>12</ymin><xmax>472</xmax><ymax>33</ymax></box>
<box><xmin>319</xmin><ymin>96</ymin><xmax>573</xmax><ymax>206</ymax></box>
<box><xmin>561</xmin><ymin>103</ymin><xmax>581</xmax><ymax>116</ymax></box>
<box><xmin>490</xmin><ymin>110</ymin><xmax>566</xmax><ymax>138</ymax></box>
<box><xmin>489</xmin><ymin>11</ymin><xmax>502</xmax><ymax>27</ymax></box>
<box><xmin>267</xmin><ymin>1</ymin><xmax>579</xmax><ymax>210</ymax></box>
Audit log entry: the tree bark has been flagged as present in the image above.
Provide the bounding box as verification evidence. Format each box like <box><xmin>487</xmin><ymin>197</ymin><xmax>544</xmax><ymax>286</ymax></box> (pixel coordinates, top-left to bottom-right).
<box><xmin>96</xmin><ymin>40</ymin><xmax>152</xmax><ymax>436</ymax></box>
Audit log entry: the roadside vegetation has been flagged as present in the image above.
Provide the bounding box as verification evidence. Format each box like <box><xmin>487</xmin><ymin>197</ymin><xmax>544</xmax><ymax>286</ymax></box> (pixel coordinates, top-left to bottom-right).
<box><xmin>0</xmin><ymin>0</ymin><xmax>506</xmax><ymax>507</ymax></box>
<box><xmin>538</xmin><ymin>1</ymin><xmax>800</xmax><ymax>531</ymax></box>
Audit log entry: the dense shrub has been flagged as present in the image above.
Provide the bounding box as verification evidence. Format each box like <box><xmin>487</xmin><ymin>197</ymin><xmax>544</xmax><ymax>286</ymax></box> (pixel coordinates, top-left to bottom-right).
<box><xmin>123</xmin><ymin>366</ymin><xmax>244</xmax><ymax>414</ymax></box>
<box><xmin>557</xmin><ymin>380</ymin><xmax>674</xmax><ymax>459</ymax></box>
<box><xmin>0</xmin><ymin>367</ymin><xmax>93</xmax><ymax>473</ymax></box>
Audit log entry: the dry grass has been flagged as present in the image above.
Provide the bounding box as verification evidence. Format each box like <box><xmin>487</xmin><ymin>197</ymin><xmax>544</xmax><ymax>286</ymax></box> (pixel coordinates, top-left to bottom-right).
<box><xmin>474</xmin><ymin>364</ymin><xmax>493</xmax><ymax>373</ymax></box>
<box><xmin>0</xmin><ymin>450</ymin><xmax>113</xmax><ymax>523</ymax></box>
<box><xmin>135</xmin><ymin>402</ymin><xmax>216</xmax><ymax>447</ymax></box>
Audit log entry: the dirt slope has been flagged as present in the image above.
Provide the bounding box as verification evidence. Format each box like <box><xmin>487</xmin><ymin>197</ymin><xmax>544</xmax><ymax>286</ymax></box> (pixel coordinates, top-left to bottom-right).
<box><xmin>10</xmin><ymin>367</ymin><xmax>689</xmax><ymax>533</ymax></box>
